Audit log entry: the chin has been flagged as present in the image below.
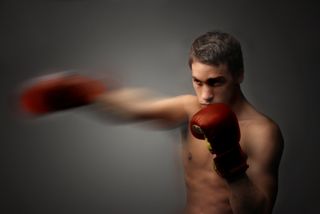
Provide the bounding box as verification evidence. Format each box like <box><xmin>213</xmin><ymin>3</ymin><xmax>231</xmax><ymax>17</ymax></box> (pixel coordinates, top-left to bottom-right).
<box><xmin>199</xmin><ymin>101</ymin><xmax>228</xmax><ymax>107</ymax></box>
<box><xmin>200</xmin><ymin>103</ymin><xmax>208</xmax><ymax>108</ymax></box>
<box><xmin>199</xmin><ymin>103</ymin><xmax>213</xmax><ymax>108</ymax></box>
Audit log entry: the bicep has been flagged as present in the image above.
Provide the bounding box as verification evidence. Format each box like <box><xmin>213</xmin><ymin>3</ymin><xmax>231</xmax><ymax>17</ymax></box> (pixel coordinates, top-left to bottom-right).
<box><xmin>246</xmin><ymin>123</ymin><xmax>284</xmax><ymax>209</ymax></box>
<box><xmin>142</xmin><ymin>95</ymin><xmax>192</xmax><ymax>123</ymax></box>
<box><xmin>97</xmin><ymin>88</ymin><xmax>192</xmax><ymax>125</ymax></box>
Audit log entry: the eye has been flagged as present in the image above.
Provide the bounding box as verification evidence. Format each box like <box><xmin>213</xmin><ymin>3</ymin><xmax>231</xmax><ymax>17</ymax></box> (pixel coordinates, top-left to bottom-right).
<box><xmin>207</xmin><ymin>78</ymin><xmax>226</xmax><ymax>87</ymax></box>
<box><xmin>193</xmin><ymin>78</ymin><xmax>202</xmax><ymax>86</ymax></box>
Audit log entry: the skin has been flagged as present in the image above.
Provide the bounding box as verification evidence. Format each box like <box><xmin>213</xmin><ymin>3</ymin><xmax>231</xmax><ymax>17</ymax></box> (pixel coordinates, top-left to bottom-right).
<box><xmin>97</xmin><ymin>61</ymin><xmax>284</xmax><ymax>214</ymax></box>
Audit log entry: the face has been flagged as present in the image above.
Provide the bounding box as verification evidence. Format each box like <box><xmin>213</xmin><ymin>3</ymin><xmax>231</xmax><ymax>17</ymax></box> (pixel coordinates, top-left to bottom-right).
<box><xmin>191</xmin><ymin>61</ymin><xmax>242</xmax><ymax>106</ymax></box>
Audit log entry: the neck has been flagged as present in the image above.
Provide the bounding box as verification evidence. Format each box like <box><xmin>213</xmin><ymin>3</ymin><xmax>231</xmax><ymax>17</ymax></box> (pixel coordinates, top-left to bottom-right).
<box><xmin>228</xmin><ymin>87</ymin><xmax>251</xmax><ymax>120</ymax></box>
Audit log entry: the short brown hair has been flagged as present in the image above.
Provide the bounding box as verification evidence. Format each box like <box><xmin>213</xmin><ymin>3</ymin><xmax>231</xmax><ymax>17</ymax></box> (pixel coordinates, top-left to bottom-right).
<box><xmin>189</xmin><ymin>31</ymin><xmax>244</xmax><ymax>75</ymax></box>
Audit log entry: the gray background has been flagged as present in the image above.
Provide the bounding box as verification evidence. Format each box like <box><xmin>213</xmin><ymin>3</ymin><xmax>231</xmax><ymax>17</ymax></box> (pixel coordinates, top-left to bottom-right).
<box><xmin>1</xmin><ymin>0</ymin><xmax>319</xmax><ymax>213</ymax></box>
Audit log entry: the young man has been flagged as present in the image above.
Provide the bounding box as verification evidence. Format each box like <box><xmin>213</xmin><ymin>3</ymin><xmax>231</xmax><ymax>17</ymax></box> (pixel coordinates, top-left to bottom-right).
<box><xmin>20</xmin><ymin>31</ymin><xmax>284</xmax><ymax>214</ymax></box>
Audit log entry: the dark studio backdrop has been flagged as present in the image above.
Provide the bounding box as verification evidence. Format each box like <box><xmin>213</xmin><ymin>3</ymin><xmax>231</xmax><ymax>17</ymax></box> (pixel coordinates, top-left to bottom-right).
<box><xmin>1</xmin><ymin>0</ymin><xmax>319</xmax><ymax>213</ymax></box>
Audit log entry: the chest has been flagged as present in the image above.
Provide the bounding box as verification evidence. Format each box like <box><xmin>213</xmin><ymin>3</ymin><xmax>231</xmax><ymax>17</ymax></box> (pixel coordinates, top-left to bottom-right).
<box><xmin>181</xmin><ymin>129</ymin><xmax>214</xmax><ymax>171</ymax></box>
<box><xmin>180</xmin><ymin>122</ymin><xmax>249</xmax><ymax>170</ymax></box>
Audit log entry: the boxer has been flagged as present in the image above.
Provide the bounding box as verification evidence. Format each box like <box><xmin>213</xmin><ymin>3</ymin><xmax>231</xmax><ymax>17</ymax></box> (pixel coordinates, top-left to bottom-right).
<box><xmin>19</xmin><ymin>31</ymin><xmax>284</xmax><ymax>213</ymax></box>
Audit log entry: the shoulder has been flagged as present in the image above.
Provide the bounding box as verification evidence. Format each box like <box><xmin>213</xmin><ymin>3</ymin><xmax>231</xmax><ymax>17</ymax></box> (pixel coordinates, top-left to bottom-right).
<box><xmin>152</xmin><ymin>94</ymin><xmax>198</xmax><ymax>113</ymax></box>
<box><xmin>179</xmin><ymin>94</ymin><xmax>198</xmax><ymax>104</ymax></box>
<box><xmin>244</xmin><ymin>116</ymin><xmax>284</xmax><ymax>172</ymax></box>
<box><xmin>173</xmin><ymin>94</ymin><xmax>199</xmax><ymax>115</ymax></box>
<box><xmin>246</xmin><ymin>117</ymin><xmax>282</xmax><ymax>144</ymax></box>
<box><xmin>183</xmin><ymin>95</ymin><xmax>204</xmax><ymax>118</ymax></box>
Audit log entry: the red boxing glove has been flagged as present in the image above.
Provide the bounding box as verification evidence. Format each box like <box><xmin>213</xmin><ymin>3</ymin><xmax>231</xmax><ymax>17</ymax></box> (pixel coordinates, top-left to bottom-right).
<box><xmin>190</xmin><ymin>103</ymin><xmax>248</xmax><ymax>181</ymax></box>
<box><xmin>20</xmin><ymin>74</ymin><xmax>107</xmax><ymax>115</ymax></box>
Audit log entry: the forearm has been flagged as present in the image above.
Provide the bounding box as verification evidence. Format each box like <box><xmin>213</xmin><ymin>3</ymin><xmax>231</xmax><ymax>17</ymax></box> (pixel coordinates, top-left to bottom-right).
<box><xmin>228</xmin><ymin>174</ymin><xmax>268</xmax><ymax>214</ymax></box>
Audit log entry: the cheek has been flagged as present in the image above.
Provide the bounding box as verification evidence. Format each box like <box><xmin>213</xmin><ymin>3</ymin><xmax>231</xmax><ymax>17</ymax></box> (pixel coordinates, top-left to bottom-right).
<box><xmin>192</xmin><ymin>84</ymin><xmax>201</xmax><ymax>94</ymax></box>
<box><xmin>193</xmin><ymin>86</ymin><xmax>204</xmax><ymax>102</ymax></box>
<box><xmin>217</xmin><ymin>85</ymin><xmax>234</xmax><ymax>101</ymax></box>
<box><xmin>212</xmin><ymin>86</ymin><xmax>230</xmax><ymax>101</ymax></box>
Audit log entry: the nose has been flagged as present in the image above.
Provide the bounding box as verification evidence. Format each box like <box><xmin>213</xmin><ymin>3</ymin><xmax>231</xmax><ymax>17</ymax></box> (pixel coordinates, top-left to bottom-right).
<box><xmin>201</xmin><ymin>85</ymin><xmax>213</xmax><ymax>104</ymax></box>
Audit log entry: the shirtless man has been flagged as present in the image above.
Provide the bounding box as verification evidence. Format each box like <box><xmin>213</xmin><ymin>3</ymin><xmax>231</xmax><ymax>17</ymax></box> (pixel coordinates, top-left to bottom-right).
<box><xmin>20</xmin><ymin>31</ymin><xmax>284</xmax><ymax>214</ymax></box>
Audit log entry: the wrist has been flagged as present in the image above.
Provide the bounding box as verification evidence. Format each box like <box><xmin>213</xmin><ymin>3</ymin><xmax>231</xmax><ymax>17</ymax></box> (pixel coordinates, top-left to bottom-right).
<box><xmin>213</xmin><ymin>144</ymin><xmax>249</xmax><ymax>181</ymax></box>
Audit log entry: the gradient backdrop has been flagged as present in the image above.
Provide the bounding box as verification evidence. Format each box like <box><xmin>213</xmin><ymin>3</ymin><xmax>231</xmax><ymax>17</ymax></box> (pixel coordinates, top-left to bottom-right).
<box><xmin>1</xmin><ymin>0</ymin><xmax>319</xmax><ymax>213</ymax></box>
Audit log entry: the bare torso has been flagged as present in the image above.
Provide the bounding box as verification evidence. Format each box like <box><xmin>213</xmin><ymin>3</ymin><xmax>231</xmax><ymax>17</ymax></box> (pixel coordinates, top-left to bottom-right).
<box><xmin>181</xmin><ymin>96</ymin><xmax>274</xmax><ymax>214</ymax></box>
<box><xmin>99</xmin><ymin>90</ymin><xmax>282</xmax><ymax>213</ymax></box>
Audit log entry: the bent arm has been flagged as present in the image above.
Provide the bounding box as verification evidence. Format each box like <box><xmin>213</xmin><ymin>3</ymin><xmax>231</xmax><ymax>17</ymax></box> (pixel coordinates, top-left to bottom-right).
<box><xmin>228</xmin><ymin>122</ymin><xmax>284</xmax><ymax>214</ymax></box>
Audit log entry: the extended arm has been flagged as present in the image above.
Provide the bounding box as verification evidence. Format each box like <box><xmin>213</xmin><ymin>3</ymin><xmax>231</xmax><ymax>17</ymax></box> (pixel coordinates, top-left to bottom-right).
<box><xmin>95</xmin><ymin>89</ymin><xmax>192</xmax><ymax>127</ymax></box>
<box><xmin>19</xmin><ymin>73</ymin><xmax>192</xmax><ymax>127</ymax></box>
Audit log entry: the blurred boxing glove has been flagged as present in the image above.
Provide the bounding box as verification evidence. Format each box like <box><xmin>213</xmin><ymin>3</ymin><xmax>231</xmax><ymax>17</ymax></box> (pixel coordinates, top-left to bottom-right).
<box><xmin>190</xmin><ymin>103</ymin><xmax>248</xmax><ymax>181</ymax></box>
<box><xmin>20</xmin><ymin>73</ymin><xmax>107</xmax><ymax>115</ymax></box>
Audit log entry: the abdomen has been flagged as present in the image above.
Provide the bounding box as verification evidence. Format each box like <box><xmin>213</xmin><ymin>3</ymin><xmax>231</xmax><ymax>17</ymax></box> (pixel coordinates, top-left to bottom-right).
<box><xmin>182</xmin><ymin>135</ymin><xmax>233</xmax><ymax>213</ymax></box>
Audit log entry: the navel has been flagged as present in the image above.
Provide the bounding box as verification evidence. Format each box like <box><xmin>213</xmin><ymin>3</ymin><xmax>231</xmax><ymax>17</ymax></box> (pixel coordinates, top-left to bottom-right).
<box><xmin>188</xmin><ymin>152</ymin><xmax>193</xmax><ymax>161</ymax></box>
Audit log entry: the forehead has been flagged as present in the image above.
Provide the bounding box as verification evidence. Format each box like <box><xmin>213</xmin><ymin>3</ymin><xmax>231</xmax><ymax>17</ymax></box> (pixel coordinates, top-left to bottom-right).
<box><xmin>191</xmin><ymin>61</ymin><xmax>231</xmax><ymax>80</ymax></box>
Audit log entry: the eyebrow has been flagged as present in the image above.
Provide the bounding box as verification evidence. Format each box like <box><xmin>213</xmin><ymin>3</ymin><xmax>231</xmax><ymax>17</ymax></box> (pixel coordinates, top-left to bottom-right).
<box><xmin>207</xmin><ymin>77</ymin><xmax>226</xmax><ymax>85</ymax></box>
<box><xmin>192</xmin><ymin>76</ymin><xmax>225</xmax><ymax>84</ymax></box>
